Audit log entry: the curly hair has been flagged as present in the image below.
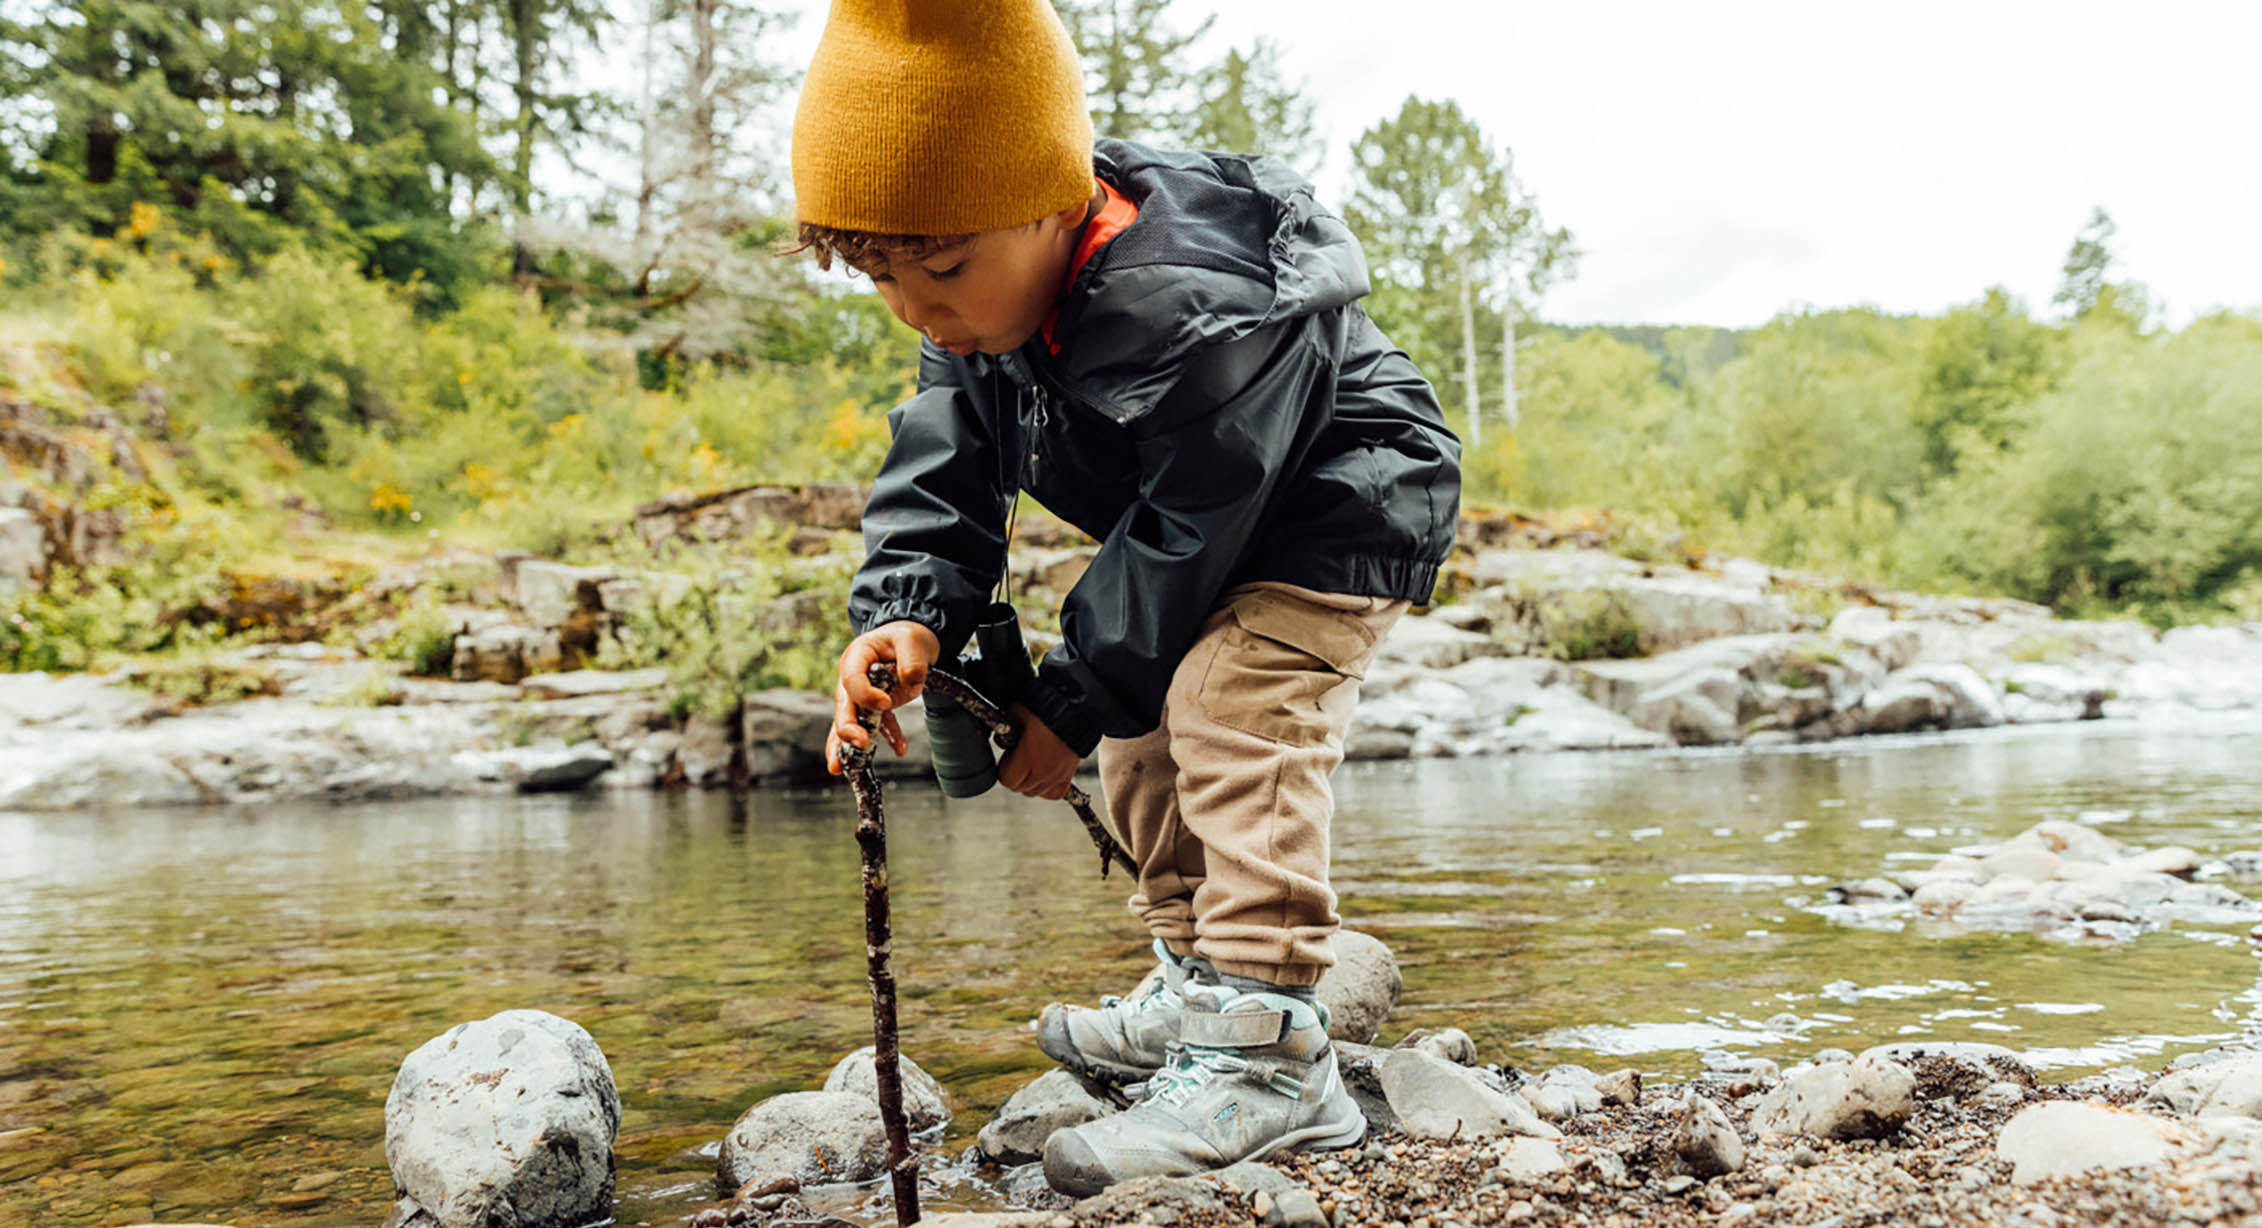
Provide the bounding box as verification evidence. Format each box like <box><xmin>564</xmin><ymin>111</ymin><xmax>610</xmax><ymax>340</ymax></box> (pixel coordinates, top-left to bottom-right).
<box><xmin>777</xmin><ymin>223</ymin><xmax>973</xmax><ymax>274</ymax></box>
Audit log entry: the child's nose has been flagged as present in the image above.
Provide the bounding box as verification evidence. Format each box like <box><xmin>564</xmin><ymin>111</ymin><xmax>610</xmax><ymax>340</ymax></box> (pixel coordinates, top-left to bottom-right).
<box><xmin>895</xmin><ymin>283</ymin><xmax>949</xmax><ymax>333</ymax></box>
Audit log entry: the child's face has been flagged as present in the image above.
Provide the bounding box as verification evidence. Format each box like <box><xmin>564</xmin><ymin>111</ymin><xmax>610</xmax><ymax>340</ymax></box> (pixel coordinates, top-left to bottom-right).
<box><xmin>859</xmin><ymin>197</ymin><xmax>1089</xmax><ymax>357</ymax></box>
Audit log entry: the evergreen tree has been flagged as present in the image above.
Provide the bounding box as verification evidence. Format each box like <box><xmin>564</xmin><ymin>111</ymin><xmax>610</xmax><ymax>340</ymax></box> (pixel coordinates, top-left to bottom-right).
<box><xmin>1187</xmin><ymin>39</ymin><xmax>1320</xmax><ymax>169</ymax></box>
<box><xmin>497</xmin><ymin>0</ymin><xmax>610</xmax><ymax>214</ymax></box>
<box><xmin>0</xmin><ymin>1</ymin><xmax>495</xmax><ymax>291</ymax></box>
<box><xmin>1345</xmin><ymin>96</ymin><xmax>1575</xmax><ymax>443</ymax></box>
<box><xmin>2052</xmin><ymin>205</ymin><xmax>2149</xmax><ymax>326</ymax></box>
<box><xmin>1053</xmin><ymin>0</ymin><xmax>1215</xmax><ymax>143</ymax></box>
<box><xmin>1052</xmin><ymin>0</ymin><xmax>1317</xmax><ymax>164</ymax></box>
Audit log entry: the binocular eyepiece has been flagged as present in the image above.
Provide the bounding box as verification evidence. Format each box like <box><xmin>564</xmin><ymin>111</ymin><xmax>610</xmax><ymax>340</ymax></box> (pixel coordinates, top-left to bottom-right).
<box><xmin>925</xmin><ymin>601</ymin><xmax>1036</xmax><ymax>798</ymax></box>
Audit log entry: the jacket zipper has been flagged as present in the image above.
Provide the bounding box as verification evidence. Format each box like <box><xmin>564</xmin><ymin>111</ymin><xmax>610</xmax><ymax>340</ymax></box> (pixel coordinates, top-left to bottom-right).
<box><xmin>1024</xmin><ymin>382</ymin><xmax>1051</xmax><ymax>489</ymax></box>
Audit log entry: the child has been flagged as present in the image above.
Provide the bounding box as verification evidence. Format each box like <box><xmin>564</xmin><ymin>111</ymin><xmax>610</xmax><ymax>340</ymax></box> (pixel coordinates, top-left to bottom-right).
<box><xmin>794</xmin><ymin>0</ymin><xmax>1460</xmax><ymax>1196</ymax></box>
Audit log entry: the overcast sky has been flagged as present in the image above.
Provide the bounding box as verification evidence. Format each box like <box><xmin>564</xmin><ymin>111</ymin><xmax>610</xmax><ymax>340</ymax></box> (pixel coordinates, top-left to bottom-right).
<box><xmin>769</xmin><ymin>0</ymin><xmax>2260</xmax><ymax>328</ymax></box>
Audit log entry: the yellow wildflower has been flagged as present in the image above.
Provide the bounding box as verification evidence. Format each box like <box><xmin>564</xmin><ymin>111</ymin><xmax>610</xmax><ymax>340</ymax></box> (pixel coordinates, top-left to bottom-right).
<box><xmin>460</xmin><ymin>461</ymin><xmax>502</xmax><ymax>500</ymax></box>
<box><xmin>125</xmin><ymin>202</ymin><xmax>162</xmax><ymax>240</ymax></box>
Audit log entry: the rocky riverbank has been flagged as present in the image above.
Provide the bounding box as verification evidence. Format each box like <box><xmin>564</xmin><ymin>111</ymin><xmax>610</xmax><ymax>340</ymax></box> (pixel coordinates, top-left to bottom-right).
<box><xmin>7</xmin><ymin>485</ymin><xmax>2262</xmax><ymax>811</ymax></box>
<box><xmin>356</xmin><ymin>933</ymin><xmax>2262</xmax><ymax>1228</ymax></box>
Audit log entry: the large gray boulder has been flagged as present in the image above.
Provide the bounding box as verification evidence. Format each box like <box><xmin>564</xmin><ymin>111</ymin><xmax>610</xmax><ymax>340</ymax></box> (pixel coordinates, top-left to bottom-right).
<box><xmin>975</xmin><ymin>1069</ymin><xmax>1121</xmax><ymax>1165</ymax></box>
<box><xmin>1373</xmin><ymin>616</ymin><xmax>1509</xmax><ymax>671</ymax></box>
<box><xmin>451</xmin><ymin>622</ymin><xmax>564</xmax><ymax>685</ymax></box>
<box><xmin>518</xmin><ymin>669</ymin><xmax>670</xmax><ymax>699</ymax></box>
<box><xmin>460</xmin><ymin>742</ymin><xmax>614</xmax><ymax>793</ymax></box>
<box><xmin>513</xmin><ymin>560</ymin><xmax>614</xmax><ymax>629</ymax></box>
<box><xmin>1316</xmin><ymin>930</ymin><xmax>1401</xmax><ymax>1045</ymax></box>
<box><xmin>1749</xmin><ymin>1055</ymin><xmax>1912</xmax><ymax>1140</ymax></box>
<box><xmin>1376</xmin><ymin>1050</ymin><xmax>1558</xmax><ymax>1141</ymax></box>
<box><xmin>1464</xmin><ymin>548</ymin><xmax>1803</xmax><ymax>655</ymax></box>
<box><xmin>821</xmin><ymin>1047</ymin><xmax>951</xmax><ymax>1134</ymax></box>
<box><xmin>1857</xmin><ymin>664</ymin><xmax>2004</xmax><ymax>734</ymax></box>
<box><xmin>384</xmin><ymin>1009</ymin><xmax>621</xmax><ymax>1228</ymax></box>
<box><xmin>741</xmin><ymin>688</ymin><xmax>842</xmax><ymax>783</ymax></box>
<box><xmin>1575</xmin><ymin>632</ymin><xmax>1878</xmax><ymax>745</ymax></box>
<box><xmin>718</xmin><ymin>1090</ymin><xmax>890</xmax><ymax>1191</ymax></box>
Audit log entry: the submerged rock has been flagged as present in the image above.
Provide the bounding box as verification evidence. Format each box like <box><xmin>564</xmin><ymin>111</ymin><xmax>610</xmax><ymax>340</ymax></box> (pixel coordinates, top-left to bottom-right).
<box><xmin>384</xmin><ymin>1009</ymin><xmax>621</xmax><ymax>1228</ymax></box>
<box><xmin>1813</xmin><ymin>820</ymin><xmax>2262</xmax><ymax>940</ymax></box>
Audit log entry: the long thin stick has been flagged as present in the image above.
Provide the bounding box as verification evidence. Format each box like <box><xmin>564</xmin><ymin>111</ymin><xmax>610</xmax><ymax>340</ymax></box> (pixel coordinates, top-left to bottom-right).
<box><xmin>923</xmin><ymin>668</ymin><xmax>1137</xmax><ymax>880</ymax></box>
<box><xmin>841</xmin><ymin>662</ymin><xmax>918</xmax><ymax>1226</ymax></box>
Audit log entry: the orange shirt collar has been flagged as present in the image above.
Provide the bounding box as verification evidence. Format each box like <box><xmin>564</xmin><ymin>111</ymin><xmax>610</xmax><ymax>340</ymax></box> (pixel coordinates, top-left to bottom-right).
<box><xmin>1041</xmin><ymin>179</ymin><xmax>1138</xmax><ymax>356</ymax></box>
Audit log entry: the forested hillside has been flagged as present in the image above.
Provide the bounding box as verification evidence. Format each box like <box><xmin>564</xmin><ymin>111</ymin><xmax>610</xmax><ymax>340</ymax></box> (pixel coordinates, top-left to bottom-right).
<box><xmin>3</xmin><ymin>1</ymin><xmax>2257</xmax><ymax>680</ymax></box>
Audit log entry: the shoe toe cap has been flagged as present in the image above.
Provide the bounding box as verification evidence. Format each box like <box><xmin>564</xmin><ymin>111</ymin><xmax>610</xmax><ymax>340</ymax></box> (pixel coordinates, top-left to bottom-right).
<box><xmin>1034</xmin><ymin>1006</ymin><xmax>1077</xmax><ymax>1063</ymax></box>
<box><xmin>1041</xmin><ymin>1128</ymin><xmax>1114</xmax><ymax>1197</ymax></box>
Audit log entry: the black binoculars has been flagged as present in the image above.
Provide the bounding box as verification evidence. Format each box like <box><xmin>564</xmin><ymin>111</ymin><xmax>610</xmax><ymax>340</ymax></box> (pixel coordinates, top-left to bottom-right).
<box><xmin>925</xmin><ymin>601</ymin><xmax>1036</xmax><ymax>798</ymax></box>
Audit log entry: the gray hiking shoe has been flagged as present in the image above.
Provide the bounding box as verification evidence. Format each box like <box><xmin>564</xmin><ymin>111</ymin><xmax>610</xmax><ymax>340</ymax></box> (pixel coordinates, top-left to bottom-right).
<box><xmin>1035</xmin><ymin>939</ymin><xmax>1209</xmax><ymax>1086</ymax></box>
<box><xmin>1041</xmin><ymin>982</ymin><xmax>1365</xmax><ymax>1196</ymax></box>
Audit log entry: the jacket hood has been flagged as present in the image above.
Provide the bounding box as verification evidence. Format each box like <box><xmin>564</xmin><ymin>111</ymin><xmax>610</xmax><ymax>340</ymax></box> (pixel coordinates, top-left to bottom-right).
<box><xmin>1039</xmin><ymin>139</ymin><xmax>1372</xmax><ymax>423</ymax></box>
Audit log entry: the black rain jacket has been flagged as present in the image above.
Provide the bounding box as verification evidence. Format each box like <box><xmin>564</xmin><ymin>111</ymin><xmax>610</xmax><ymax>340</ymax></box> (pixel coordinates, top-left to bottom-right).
<box><xmin>848</xmin><ymin>139</ymin><xmax>1462</xmax><ymax>755</ymax></box>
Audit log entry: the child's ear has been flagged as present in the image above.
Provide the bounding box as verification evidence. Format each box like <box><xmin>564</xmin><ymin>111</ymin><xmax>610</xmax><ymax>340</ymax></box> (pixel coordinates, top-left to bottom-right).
<box><xmin>1052</xmin><ymin>185</ymin><xmax>1102</xmax><ymax>233</ymax></box>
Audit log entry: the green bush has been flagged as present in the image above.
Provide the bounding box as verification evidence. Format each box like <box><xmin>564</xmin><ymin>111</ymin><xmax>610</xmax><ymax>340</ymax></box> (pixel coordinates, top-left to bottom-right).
<box><xmin>1539</xmin><ymin>588</ymin><xmax>1644</xmax><ymax>661</ymax></box>
<box><xmin>1</xmin><ymin>557</ymin><xmax>232</xmax><ymax>672</ymax></box>
<box><xmin>365</xmin><ymin>588</ymin><xmax>461</xmax><ymax>677</ymax></box>
<box><xmin>595</xmin><ymin>531</ymin><xmax>851</xmax><ymax>719</ymax></box>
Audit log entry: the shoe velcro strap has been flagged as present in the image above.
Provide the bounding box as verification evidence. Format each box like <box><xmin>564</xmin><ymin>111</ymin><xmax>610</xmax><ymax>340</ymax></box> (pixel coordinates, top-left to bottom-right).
<box><xmin>1178</xmin><ymin>1007</ymin><xmax>1287</xmax><ymax>1049</ymax></box>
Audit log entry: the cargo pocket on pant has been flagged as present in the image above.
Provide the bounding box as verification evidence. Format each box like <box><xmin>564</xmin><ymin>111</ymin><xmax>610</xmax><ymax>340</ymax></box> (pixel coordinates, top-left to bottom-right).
<box><xmin>1195</xmin><ymin>589</ymin><xmax>1381</xmax><ymax>746</ymax></box>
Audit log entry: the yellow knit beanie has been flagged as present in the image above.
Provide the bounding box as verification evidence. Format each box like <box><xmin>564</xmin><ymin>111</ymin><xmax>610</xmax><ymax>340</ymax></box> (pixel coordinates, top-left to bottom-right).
<box><xmin>792</xmin><ymin>0</ymin><xmax>1094</xmax><ymax>236</ymax></box>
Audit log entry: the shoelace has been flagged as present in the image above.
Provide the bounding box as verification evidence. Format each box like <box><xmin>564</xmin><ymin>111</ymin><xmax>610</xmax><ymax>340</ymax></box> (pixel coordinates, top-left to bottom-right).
<box><xmin>1146</xmin><ymin>1042</ymin><xmax>1249</xmax><ymax>1107</ymax></box>
<box><xmin>1098</xmin><ymin>982</ymin><xmax>1181</xmax><ymax>1015</ymax></box>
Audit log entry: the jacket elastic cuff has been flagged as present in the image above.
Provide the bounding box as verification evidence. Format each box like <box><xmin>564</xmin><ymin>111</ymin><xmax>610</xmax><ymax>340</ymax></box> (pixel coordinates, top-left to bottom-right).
<box><xmin>854</xmin><ymin>601</ymin><xmax>949</xmax><ymax>643</ymax></box>
<box><xmin>1025</xmin><ymin>674</ymin><xmax>1105</xmax><ymax>758</ymax></box>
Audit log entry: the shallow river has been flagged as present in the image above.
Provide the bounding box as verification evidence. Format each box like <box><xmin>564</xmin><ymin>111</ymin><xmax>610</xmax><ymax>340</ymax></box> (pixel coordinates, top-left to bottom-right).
<box><xmin>4</xmin><ymin>722</ymin><xmax>2260</xmax><ymax>1227</ymax></box>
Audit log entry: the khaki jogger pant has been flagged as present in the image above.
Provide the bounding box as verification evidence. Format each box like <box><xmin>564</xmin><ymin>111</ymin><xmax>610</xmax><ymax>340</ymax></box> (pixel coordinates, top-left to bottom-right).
<box><xmin>1097</xmin><ymin>581</ymin><xmax>1407</xmax><ymax>988</ymax></box>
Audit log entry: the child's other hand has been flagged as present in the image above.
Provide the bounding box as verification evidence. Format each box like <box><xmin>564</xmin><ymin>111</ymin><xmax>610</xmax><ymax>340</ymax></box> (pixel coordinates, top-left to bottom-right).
<box><xmin>826</xmin><ymin>620</ymin><xmax>942</xmax><ymax>775</ymax></box>
<box><xmin>997</xmin><ymin>703</ymin><xmax>1079</xmax><ymax>800</ymax></box>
